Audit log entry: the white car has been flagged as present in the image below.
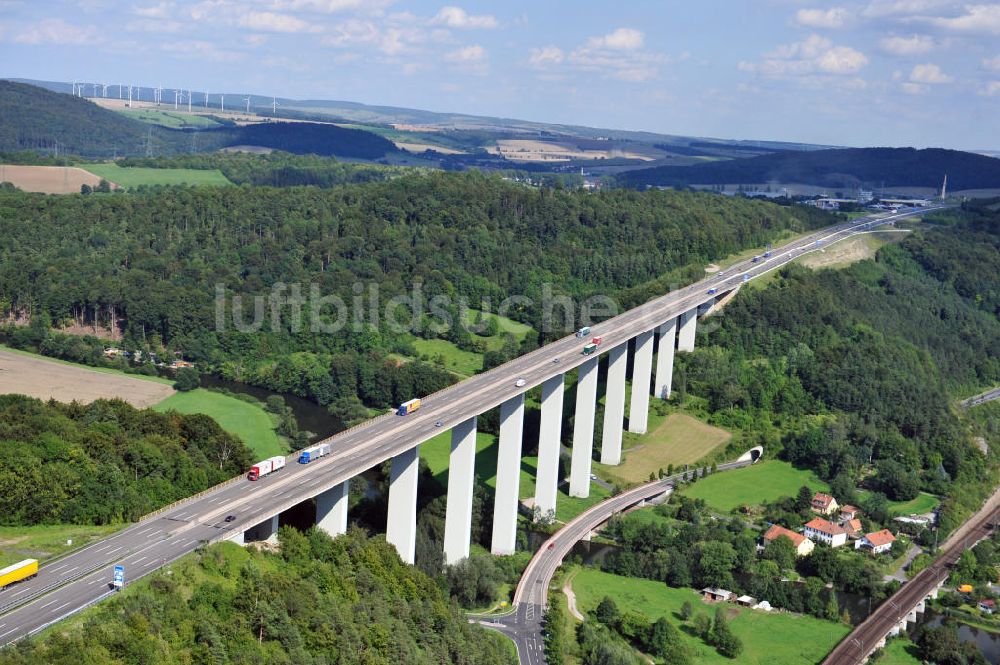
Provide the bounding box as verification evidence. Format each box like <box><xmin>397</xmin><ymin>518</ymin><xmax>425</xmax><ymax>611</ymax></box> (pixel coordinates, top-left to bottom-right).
<box><xmin>515</xmin><ymin>378</ymin><xmax>526</xmax><ymax>388</ymax></box>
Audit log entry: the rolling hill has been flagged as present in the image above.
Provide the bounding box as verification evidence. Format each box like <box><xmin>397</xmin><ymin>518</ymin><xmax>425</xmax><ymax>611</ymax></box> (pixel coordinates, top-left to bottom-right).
<box><xmin>0</xmin><ymin>80</ymin><xmax>398</xmax><ymax>160</ymax></box>
<box><xmin>619</xmin><ymin>147</ymin><xmax>1000</xmax><ymax>191</ymax></box>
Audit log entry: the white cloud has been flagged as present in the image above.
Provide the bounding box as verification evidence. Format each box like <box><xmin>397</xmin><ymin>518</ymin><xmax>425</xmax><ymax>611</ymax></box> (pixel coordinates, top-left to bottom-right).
<box><xmin>445</xmin><ymin>44</ymin><xmax>485</xmax><ymax>62</ymax></box>
<box><xmin>239</xmin><ymin>11</ymin><xmax>319</xmax><ymax>33</ymax></box>
<box><xmin>586</xmin><ymin>27</ymin><xmax>644</xmax><ymax>50</ymax></box>
<box><xmin>984</xmin><ymin>54</ymin><xmax>1000</xmax><ymax>70</ymax></box>
<box><xmin>270</xmin><ymin>0</ymin><xmax>392</xmax><ymax>12</ymax></box>
<box><xmin>920</xmin><ymin>4</ymin><xmax>1000</xmax><ymax>35</ymax></box>
<box><xmin>14</xmin><ymin>18</ymin><xmax>101</xmax><ymax>45</ymax></box>
<box><xmin>743</xmin><ymin>34</ymin><xmax>868</xmax><ymax>76</ymax></box>
<box><xmin>795</xmin><ymin>7</ymin><xmax>849</xmax><ymax>28</ymax></box>
<box><xmin>910</xmin><ymin>62</ymin><xmax>952</xmax><ymax>82</ymax></box>
<box><xmin>132</xmin><ymin>2</ymin><xmax>173</xmax><ymax>19</ymax></box>
<box><xmin>433</xmin><ymin>6</ymin><xmax>497</xmax><ymax>29</ymax></box>
<box><xmin>902</xmin><ymin>81</ymin><xmax>929</xmax><ymax>93</ymax></box>
<box><xmin>861</xmin><ymin>0</ymin><xmax>957</xmax><ymax>18</ymax></box>
<box><xmin>528</xmin><ymin>46</ymin><xmax>564</xmax><ymax>67</ymax></box>
<box><xmin>159</xmin><ymin>39</ymin><xmax>245</xmax><ymax>62</ymax></box>
<box><xmin>880</xmin><ymin>34</ymin><xmax>934</xmax><ymax>54</ymax></box>
<box><xmin>981</xmin><ymin>80</ymin><xmax>1000</xmax><ymax>95</ymax></box>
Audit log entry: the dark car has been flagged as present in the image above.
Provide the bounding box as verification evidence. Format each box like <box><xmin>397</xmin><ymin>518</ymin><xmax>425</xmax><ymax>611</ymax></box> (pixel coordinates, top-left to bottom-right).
<box><xmin>224</xmin><ymin>515</ymin><xmax>236</xmax><ymax>523</ymax></box>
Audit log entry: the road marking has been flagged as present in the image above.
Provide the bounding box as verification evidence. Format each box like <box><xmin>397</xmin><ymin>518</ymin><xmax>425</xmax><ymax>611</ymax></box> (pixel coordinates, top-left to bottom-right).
<box><xmin>133</xmin><ymin>557</ymin><xmax>147</xmax><ymax>565</ymax></box>
<box><xmin>39</xmin><ymin>598</ymin><xmax>60</xmax><ymax>609</ymax></box>
<box><xmin>10</xmin><ymin>588</ymin><xmax>30</xmax><ymax>597</ymax></box>
<box><xmin>51</xmin><ymin>602</ymin><xmax>72</xmax><ymax>614</ymax></box>
<box><xmin>0</xmin><ymin>628</ymin><xmax>16</xmax><ymax>639</ymax></box>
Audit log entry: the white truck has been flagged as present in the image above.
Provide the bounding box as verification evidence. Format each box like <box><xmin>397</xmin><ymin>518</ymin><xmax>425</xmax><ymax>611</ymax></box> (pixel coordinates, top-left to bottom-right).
<box><xmin>247</xmin><ymin>456</ymin><xmax>286</xmax><ymax>481</ymax></box>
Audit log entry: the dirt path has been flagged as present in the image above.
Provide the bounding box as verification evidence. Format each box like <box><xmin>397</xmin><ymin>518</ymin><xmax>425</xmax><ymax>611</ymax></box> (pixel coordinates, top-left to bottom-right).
<box><xmin>562</xmin><ymin>578</ymin><xmax>585</xmax><ymax>621</ymax></box>
<box><xmin>0</xmin><ymin>349</ymin><xmax>174</xmax><ymax>407</ymax></box>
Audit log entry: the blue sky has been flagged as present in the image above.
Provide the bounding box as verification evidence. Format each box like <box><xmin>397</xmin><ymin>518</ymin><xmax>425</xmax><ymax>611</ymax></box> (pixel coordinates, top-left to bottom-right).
<box><xmin>1</xmin><ymin>0</ymin><xmax>999</xmax><ymax>149</ymax></box>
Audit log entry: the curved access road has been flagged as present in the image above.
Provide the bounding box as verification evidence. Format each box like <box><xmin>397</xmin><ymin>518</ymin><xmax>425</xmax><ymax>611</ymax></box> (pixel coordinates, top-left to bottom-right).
<box><xmin>484</xmin><ymin>459</ymin><xmax>754</xmax><ymax>664</ymax></box>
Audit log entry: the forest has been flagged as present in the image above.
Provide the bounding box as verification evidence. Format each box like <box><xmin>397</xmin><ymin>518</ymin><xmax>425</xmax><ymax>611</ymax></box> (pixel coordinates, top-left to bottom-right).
<box><xmin>0</xmin><ymin>529</ymin><xmax>515</xmax><ymax>665</ymax></box>
<box><xmin>620</xmin><ymin>147</ymin><xmax>1000</xmax><ymax>190</ymax></box>
<box><xmin>0</xmin><ymin>395</ymin><xmax>252</xmax><ymax>525</ymax></box>
<box><xmin>0</xmin><ymin>172</ymin><xmax>830</xmax><ymax>419</ymax></box>
<box><xmin>679</xmin><ymin>200</ymin><xmax>1000</xmax><ymax>534</ymax></box>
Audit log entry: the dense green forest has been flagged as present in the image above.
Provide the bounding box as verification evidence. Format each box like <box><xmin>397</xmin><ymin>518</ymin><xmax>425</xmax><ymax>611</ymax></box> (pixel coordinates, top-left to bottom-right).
<box><xmin>620</xmin><ymin>147</ymin><xmax>1000</xmax><ymax>190</ymax></box>
<box><xmin>0</xmin><ymin>172</ymin><xmax>830</xmax><ymax>418</ymax></box>
<box><xmin>679</xmin><ymin>201</ymin><xmax>1000</xmax><ymax>534</ymax></box>
<box><xmin>0</xmin><ymin>81</ymin><xmax>398</xmax><ymax>159</ymax></box>
<box><xmin>0</xmin><ymin>395</ymin><xmax>251</xmax><ymax>525</ymax></box>
<box><xmin>0</xmin><ymin>530</ymin><xmax>515</xmax><ymax>665</ymax></box>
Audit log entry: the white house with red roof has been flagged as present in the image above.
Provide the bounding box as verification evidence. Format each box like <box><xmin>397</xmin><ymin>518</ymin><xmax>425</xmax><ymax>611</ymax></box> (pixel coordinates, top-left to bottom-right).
<box><xmin>811</xmin><ymin>492</ymin><xmax>840</xmax><ymax>516</ymax></box>
<box><xmin>855</xmin><ymin>529</ymin><xmax>896</xmax><ymax>555</ymax></box>
<box><xmin>804</xmin><ymin>517</ymin><xmax>848</xmax><ymax>548</ymax></box>
<box><xmin>762</xmin><ymin>524</ymin><xmax>815</xmax><ymax>556</ymax></box>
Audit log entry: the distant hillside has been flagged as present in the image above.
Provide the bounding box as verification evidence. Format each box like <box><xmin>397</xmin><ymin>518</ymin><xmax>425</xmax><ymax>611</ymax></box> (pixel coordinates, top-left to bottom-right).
<box><xmin>619</xmin><ymin>147</ymin><xmax>1000</xmax><ymax>191</ymax></box>
<box><xmin>0</xmin><ymin>80</ymin><xmax>398</xmax><ymax>160</ymax></box>
<box><xmin>0</xmin><ymin>80</ymin><xmax>205</xmax><ymax>157</ymax></box>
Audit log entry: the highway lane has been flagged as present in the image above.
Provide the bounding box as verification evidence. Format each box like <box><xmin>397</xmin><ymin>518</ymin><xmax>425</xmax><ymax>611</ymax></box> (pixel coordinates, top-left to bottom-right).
<box><xmin>0</xmin><ymin>205</ymin><xmax>944</xmax><ymax>646</ymax></box>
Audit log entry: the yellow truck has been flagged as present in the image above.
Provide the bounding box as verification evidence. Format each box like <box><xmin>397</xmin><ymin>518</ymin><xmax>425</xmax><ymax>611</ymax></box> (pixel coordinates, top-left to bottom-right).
<box><xmin>0</xmin><ymin>559</ymin><xmax>38</xmax><ymax>590</ymax></box>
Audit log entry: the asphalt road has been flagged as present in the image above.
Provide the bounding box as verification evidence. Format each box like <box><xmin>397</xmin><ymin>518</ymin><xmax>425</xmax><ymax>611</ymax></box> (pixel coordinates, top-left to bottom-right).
<box><xmin>482</xmin><ymin>459</ymin><xmax>751</xmax><ymax>664</ymax></box>
<box><xmin>822</xmin><ymin>492</ymin><xmax>1000</xmax><ymax>664</ymax></box>
<box><xmin>961</xmin><ymin>386</ymin><xmax>1000</xmax><ymax>408</ymax></box>
<box><xmin>0</xmin><ymin>205</ymin><xmax>943</xmax><ymax>646</ymax></box>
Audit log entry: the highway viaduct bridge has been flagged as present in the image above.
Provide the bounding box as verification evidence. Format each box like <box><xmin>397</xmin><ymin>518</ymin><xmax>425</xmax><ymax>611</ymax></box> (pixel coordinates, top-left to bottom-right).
<box><xmin>0</xmin><ymin>206</ymin><xmax>943</xmax><ymax>645</ymax></box>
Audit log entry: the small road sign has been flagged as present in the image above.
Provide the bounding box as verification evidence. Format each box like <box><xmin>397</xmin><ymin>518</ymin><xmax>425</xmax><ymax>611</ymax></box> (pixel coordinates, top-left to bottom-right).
<box><xmin>113</xmin><ymin>565</ymin><xmax>124</xmax><ymax>590</ymax></box>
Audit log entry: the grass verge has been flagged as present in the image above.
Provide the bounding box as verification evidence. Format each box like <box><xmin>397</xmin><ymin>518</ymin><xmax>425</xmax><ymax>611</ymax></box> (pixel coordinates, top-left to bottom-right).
<box><xmin>0</xmin><ymin>524</ymin><xmax>122</xmax><ymax>568</ymax></box>
<box><xmin>83</xmin><ymin>163</ymin><xmax>232</xmax><ymax>188</ymax></box>
<box><xmin>154</xmin><ymin>389</ymin><xmax>286</xmax><ymax>459</ymax></box>
<box><xmin>571</xmin><ymin>566</ymin><xmax>851</xmax><ymax>665</ymax></box>
<box><xmin>679</xmin><ymin>460</ymin><xmax>830</xmax><ymax>513</ymax></box>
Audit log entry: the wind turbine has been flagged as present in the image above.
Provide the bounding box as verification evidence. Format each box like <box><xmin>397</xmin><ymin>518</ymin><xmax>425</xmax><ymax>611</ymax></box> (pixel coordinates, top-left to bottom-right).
<box><xmin>272</xmin><ymin>97</ymin><xmax>279</xmax><ymax>118</ymax></box>
<box><xmin>244</xmin><ymin>95</ymin><xmax>251</xmax><ymax>113</ymax></box>
<box><xmin>174</xmin><ymin>89</ymin><xmax>180</xmax><ymax>110</ymax></box>
<box><xmin>187</xmin><ymin>89</ymin><xmax>192</xmax><ymax>112</ymax></box>
<box><xmin>126</xmin><ymin>84</ymin><xmax>133</xmax><ymax>108</ymax></box>
<box><xmin>220</xmin><ymin>94</ymin><xmax>224</xmax><ymax>112</ymax></box>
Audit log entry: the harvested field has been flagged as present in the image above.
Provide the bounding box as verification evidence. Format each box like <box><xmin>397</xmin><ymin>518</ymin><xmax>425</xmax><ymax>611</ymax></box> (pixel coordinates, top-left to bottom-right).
<box><xmin>0</xmin><ymin>164</ymin><xmax>111</xmax><ymax>194</ymax></box>
<box><xmin>487</xmin><ymin>139</ymin><xmax>665</xmax><ymax>163</ymax></box>
<box><xmin>0</xmin><ymin>348</ymin><xmax>174</xmax><ymax>407</ymax></box>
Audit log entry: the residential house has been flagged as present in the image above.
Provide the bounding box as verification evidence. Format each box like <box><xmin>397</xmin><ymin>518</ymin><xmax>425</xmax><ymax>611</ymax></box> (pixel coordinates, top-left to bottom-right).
<box><xmin>839</xmin><ymin>505</ymin><xmax>861</xmax><ymax>521</ymax></box>
<box><xmin>855</xmin><ymin>529</ymin><xmax>896</xmax><ymax>555</ymax></box>
<box><xmin>762</xmin><ymin>524</ymin><xmax>815</xmax><ymax>556</ymax></box>
<box><xmin>811</xmin><ymin>492</ymin><xmax>840</xmax><ymax>516</ymax></box>
<box><xmin>844</xmin><ymin>518</ymin><xmax>864</xmax><ymax>539</ymax></box>
<box><xmin>736</xmin><ymin>595</ymin><xmax>756</xmax><ymax>607</ymax></box>
<box><xmin>979</xmin><ymin>599</ymin><xmax>995</xmax><ymax>615</ymax></box>
<box><xmin>701</xmin><ymin>588</ymin><xmax>734</xmax><ymax>602</ymax></box>
<box><xmin>804</xmin><ymin>518</ymin><xmax>848</xmax><ymax>548</ymax></box>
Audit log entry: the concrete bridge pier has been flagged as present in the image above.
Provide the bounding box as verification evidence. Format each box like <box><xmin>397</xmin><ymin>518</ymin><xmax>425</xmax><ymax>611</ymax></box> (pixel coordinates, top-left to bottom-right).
<box><xmin>628</xmin><ymin>329</ymin><xmax>654</xmax><ymax>434</ymax></box>
<box><xmin>316</xmin><ymin>481</ymin><xmax>349</xmax><ymax>538</ymax></box>
<box><xmin>387</xmin><ymin>446</ymin><xmax>420</xmax><ymax>564</ymax></box>
<box><xmin>534</xmin><ymin>374</ymin><xmax>565</xmax><ymax>521</ymax></box>
<box><xmin>241</xmin><ymin>514</ymin><xmax>280</xmax><ymax>544</ymax></box>
<box><xmin>444</xmin><ymin>416</ymin><xmax>478</xmax><ymax>565</ymax></box>
<box><xmin>492</xmin><ymin>393</ymin><xmax>525</xmax><ymax>555</ymax></box>
<box><xmin>677</xmin><ymin>307</ymin><xmax>697</xmax><ymax>353</ymax></box>
<box><xmin>601</xmin><ymin>343</ymin><xmax>627</xmax><ymax>465</ymax></box>
<box><xmin>570</xmin><ymin>357</ymin><xmax>599</xmax><ymax>498</ymax></box>
<box><xmin>653</xmin><ymin>317</ymin><xmax>677</xmax><ymax>399</ymax></box>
